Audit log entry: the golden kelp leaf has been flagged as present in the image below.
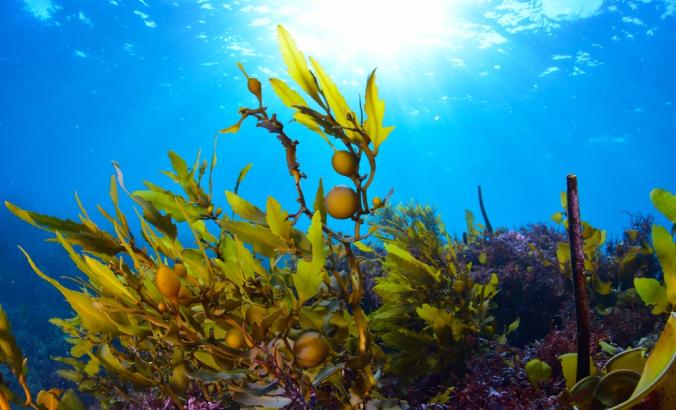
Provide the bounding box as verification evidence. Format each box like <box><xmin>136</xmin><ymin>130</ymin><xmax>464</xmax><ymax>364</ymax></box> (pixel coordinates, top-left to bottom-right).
<box><xmin>191</xmin><ymin>219</ymin><xmax>218</xmax><ymax>243</ymax></box>
<box><xmin>617</xmin><ymin>312</ymin><xmax>676</xmax><ymax>409</ymax></box>
<box><xmin>83</xmin><ymin>255</ymin><xmax>139</xmax><ymax>305</ymax></box>
<box><xmin>309</xmin><ymin>56</ymin><xmax>359</xmax><ymax>141</ymax></box>
<box><xmin>312</xmin><ymin>363</ymin><xmax>345</xmax><ymax>387</ymax></box>
<box><xmin>384</xmin><ymin>242</ymin><xmax>441</xmax><ymax>283</ymax></box>
<box><xmin>525</xmin><ymin>359</ymin><xmax>552</xmax><ymax>385</ymax></box>
<box><xmin>507</xmin><ymin>318</ymin><xmax>520</xmax><ymax>335</ymax></box>
<box><xmin>592</xmin><ymin>273</ymin><xmax>613</xmax><ymax>296</ymax></box>
<box><xmin>559</xmin><ymin>352</ymin><xmax>597</xmax><ymax>390</ymax></box>
<box><xmin>56</xmin><ymin>389</ymin><xmax>86</xmax><ymax>410</ymax></box>
<box><xmin>298</xmin><ymin>306</ymin><xmax>325</xmax><ymax>330</ymax></box>
<box><xmin>464</xmin><ymin>210</ymin><xmax>480</xmax><ymax>239</ymax></box>
<box><xmin>165</xmin><ymin>152</ymin><xmax>208</xmax><ymax>204</ymax></box>
<box><xmin>600</xmin><ymin>341</ymin><xmax>620</xmax><ymax>356</ymax></box>
<box><xmin>226</xmin><ymin>191</ymin><xmax>266</xmax><ymax>224</ymax></box>
<box><xmin>276</xmin><ymin>25</ymin><xmax>321</xmax><ymax>105</ymax></box>
<box><xmin>135</xmin><ymin>197</ymin><xmax>177</xmax><ymax>239</ymax></box>
<box><xmin>5</xmin><ymin>201</ymin><xmax>122</xmax><ymax>255</ymax></box>
<box><xmin>213</xmin><ymin>259</ymin><xmax>243</xmax><ymax>286</ymax></box>
<box><xmin>220</xmin><ymin>115</ymin><xmax>246</xmax><ymax>134</ymax></box>
<box><xmin>36</xmin><ymin>389</ymin><xmax>61</xmax><ymax>410</ymax></box>
<box><xmin>364</xmin><ymin>69</ymin><xmax>394</xmax><ymax>154</ymax></box>
<box><xmin>652</xmin><ymin>225</ymin><xmax>676</xmax><ymax>305</ymax></box>
<box><xmin>602</xmin><ymin>348</ymin><xmax>647</xmax><ymax>375</ymax></box>
<box><xmin>133</xmin><ymin>188</ymin><xmax>202</xmax><ymax>222</ymax></box>
<box><xmin>216</xmin><ymin>237</ymin><xmax>247</xmax><ymax>285</ymax></box>
<box><xmin>557</xmin><ymin>242</ymin><xmax>571</xmax><ymax>272</ymax></box>
<box><xmin>234</xmin><ymin>163</ymin><xmax>253</xmax><ymax>195</ymax></box>
<box><xmin>181</xmin><ymin>249</ymin><xmax>211</xmax><ymax>285</ymax></box>
<box><xmin>416</xmin><ymin>304</ymin><xmax>451</xmax><ymax>334</ymax></box>
<box><xmin>294</xmin><ymin>105</ymin><xmax>341</xmax><ymax>136</ymax></box>
<box><xmin>69</xmin><ymin>339</ymin><xmax>92</xmax><ymax>359</ymax></box>
<box><xmin>194</xmin><ymin>351</ymin><xmax>223</xmax><ymax>371</ymax></box>
<box><xmin>353</xmin><ymin>241</ymin><xmax>375</xmax><ymax>253</ymax></box>
<box><xmin>105</xmin><ymin>309</ymin><xmax>151</xmax><ymax>337</ymax></box>
<box><xmin>137</xmin><ymin>215</ymin><xmax>180</xmax><ymax>260</ymax></box>
<box><xmin>313</xmin><ymin>178</ymin><xmax>327</xmax><ymax>224</ymax></box>
<box><xmin>353</xmin><ymin>306</ymin><xmax>369</xmax><ymax>354</ymax></box>
<box><xmin>650</xmin><ymin>188</ymin><xmax>676</xmax><ymax>224</ymax></box>
<box><xmin>478</xmin><ymin>252</ymin><xmax>488</xmax><ymax>264</ymax></box>
<box><xmin>168</xmin><ymin>151</ymin><xmax>190</xmax><ymax>183</ymax></box>
<box><xmin>0</xmin><ymin>304</ymin><xmax>24</xmax><ymax>376</ymax></box>
<box><xmin>19</xmin><ymin>247</ymin><xmax>119</xmax><ymax>334</ymax></box>
<box><xmin>369</xmin><ymin>304</ymin><xmax>408</xmax><ymax>322</ymax></box>
<box><xmin>83</xmin><ymin>356</ymin><xmax>100</xmax><ymax>376</ymax></box>
<box><xmin>5</xmin><ymin>201</ymin><xmax>83</xmax><ymax>233</ymax></box>
<box><xmin>266</xmin><ymin>196</ymin><xmax>291</xmax><ymax>241</ymax></box>
<box><xmin>269</xmin><ymin>77</ymin><xmax>306</xmax><ymax>108</ymax></box>
<box><xmin>307</xmin><ymin>211</ymin><xmax>326</xmax><ymax>271</ymax></box>
<box><xmin>233</xmin><ymin>237</ymin><xmax>267</xmax><ymax>280</ymax></box>
<box><xmin>384</xmin><ymin>243</ymin><xmax>440</xmax><ymax>283</ymax></box>
<box><xmin>481</xmin><ymin>273</ymin><xmax>499</xmax><ymax>299</ymax></box>
<box><xmin>552</xmin><ymin>212</ymin><xmax>564</xmax><ymax>224</ymax></box>
<box><xmin>269</xmin><ymin>78</ymin><xmax>332</xmax><ymax>146</ymax></box>
<box><xmin>293</xmin><ymin>212</ymin><xmax>325</xmax><ymax>305</ymax></box>
<box><xmin>634</xmin><ymin>277</ymin><xmax>669</xmax><ymax>314</ymax></box>
<box><xmin>373</xmin><ymin>278</ymin><xmax>414</xmax><ymax>298</ymax></box>
<box><xmin>97</xmin><ymin>344</ymin><xmax>153</xmax><ymax>386</ymax></box>
<box><xmin>220</xmin><ymin>221</ymin><xmax>287</xmax><ymax>258</ymax></box>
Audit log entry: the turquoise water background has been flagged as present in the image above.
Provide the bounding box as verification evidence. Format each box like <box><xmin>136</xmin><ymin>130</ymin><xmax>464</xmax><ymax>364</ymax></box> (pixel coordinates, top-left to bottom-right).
<box><xmin>0</xmin><ymin>0</ymin><xmax>675</xmax><ymax>392</ymax></box>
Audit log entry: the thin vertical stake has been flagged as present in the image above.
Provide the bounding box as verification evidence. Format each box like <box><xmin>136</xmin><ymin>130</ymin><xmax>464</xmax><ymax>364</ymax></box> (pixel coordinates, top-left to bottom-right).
<box><xmin>566</xmin><ymin>174</ymin><xmax>591</xmax><ymax>382</ymax></box>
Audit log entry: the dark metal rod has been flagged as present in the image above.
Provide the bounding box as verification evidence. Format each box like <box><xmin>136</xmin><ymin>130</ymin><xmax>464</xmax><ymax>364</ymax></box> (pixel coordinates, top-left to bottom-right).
<box><xmin>566</xmin><ymin>174</ymin><xmax>591</xmax><ymax>382</ymax></box>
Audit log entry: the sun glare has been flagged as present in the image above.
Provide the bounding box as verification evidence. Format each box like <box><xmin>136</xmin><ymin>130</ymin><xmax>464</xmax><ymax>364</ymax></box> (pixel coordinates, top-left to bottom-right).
<box><xmin>284</xmin><ymin>0</ymin><xmax>462</xmax><ymax>62</ymax></box>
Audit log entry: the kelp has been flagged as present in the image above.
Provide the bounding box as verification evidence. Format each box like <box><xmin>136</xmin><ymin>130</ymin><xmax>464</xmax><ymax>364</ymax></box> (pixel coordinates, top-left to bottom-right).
<box><xmin>369</xmin><ymin>203</ymin><xmax>502</xmax><ymax>384</ymax></box>
<box><xmin>3</xmin><ymin>25</ymin><xmax>395</xmax><ymax>409</ymax></box>
<box><xmin>552</xmin><ymin>187</ymin><xmax>676</xmax><ymax>409</ymax></box>
<box><xmin>553</xmin><ymin>194</ymin><xmax>613</xmax><ymax>296</ymax></box>
<box><xmin>0</xmin><ymin>304</ymin><xmax>85</xmax><ymax>410</ymax></box>
<box><xmin>556</xmin><ymin>313</ymin><xmax>675</xmax><ymax>409</ymax></box>
<box><xmin>1</xmin><ymin>21</ymin><xmax>673</xmax><ymax>410</ymax></box>
<box><xmin>631</xmin><ymin>188</ymin><xmax>676</xmax><ymax>314</ymax></box>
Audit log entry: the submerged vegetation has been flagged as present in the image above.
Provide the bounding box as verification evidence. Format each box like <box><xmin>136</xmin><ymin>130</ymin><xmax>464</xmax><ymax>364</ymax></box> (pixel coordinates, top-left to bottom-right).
<box><xmin>1</xmin><ymin>25</ymin><xmax>675</xmax><ymax>410</ymax></box>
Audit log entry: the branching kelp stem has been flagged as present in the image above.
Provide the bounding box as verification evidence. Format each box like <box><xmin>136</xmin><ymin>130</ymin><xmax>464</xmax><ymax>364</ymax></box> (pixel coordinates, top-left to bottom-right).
<box><xmin>566</xmin><ymin>174</ymin><xmax>591</xmax><ymax>382</ymax></box>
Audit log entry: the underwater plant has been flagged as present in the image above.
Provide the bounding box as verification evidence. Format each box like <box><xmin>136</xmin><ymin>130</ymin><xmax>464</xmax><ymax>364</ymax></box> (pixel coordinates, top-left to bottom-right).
<box><xmin>558</xmin><ymin>312</ymin><xmax>675</xmax><ymax>409</ymax></box>
<box><xmin>605</xmin><ymin>212</ymin><xmax>658</xmax><ymax>291</ymax></box>
<box><xmin>633</xmin><ymin>188</ymin><xmax>676</xmax><ymax>315</ymax></box>
<box><xmin>553</xmin><ymin>192</ymin><xmax>613</xmax><ymax>299</ymax></box>
<box><xmin>3</xmin><ymin>25</ymin><xmax>395</xmax><ymax>408</ymax></box>
<box><xmin>1</xmin><ymin>19</ymin><xmax>674</xmax><ymax>410</ymax></box>
<box><xmin>460</xmin><ymin>223</ymin><xmax>569</xmax><ymax>346</ymax></box>
<box><xmin>555</xmin><ymin>186</ymin><xmax>676</xmax><ymax>409</ymax></box>
<box><xmin>368</xmin><ymin>203</ymin><xmax>501</xmax><ymax>387</ymax></box>
<box><xmin>0</xmin><ymin>303</ymin><xmax>85</xmax><ymax>410</ymax></box>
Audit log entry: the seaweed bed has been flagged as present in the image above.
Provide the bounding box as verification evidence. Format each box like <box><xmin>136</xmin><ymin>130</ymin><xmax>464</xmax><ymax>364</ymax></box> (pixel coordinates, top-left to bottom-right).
<box><xmin>1</xmin><ymin>25</ymin><xmax>674</xmax><ymax>410</ymax></box>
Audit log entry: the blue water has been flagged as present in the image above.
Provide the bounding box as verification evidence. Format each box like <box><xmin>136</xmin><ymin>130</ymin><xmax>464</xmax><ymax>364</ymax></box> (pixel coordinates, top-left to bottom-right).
<box><xmin>0</xmin><ymin>0</ymin><xmax>675</xmax><ymax>393</ymax></box>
